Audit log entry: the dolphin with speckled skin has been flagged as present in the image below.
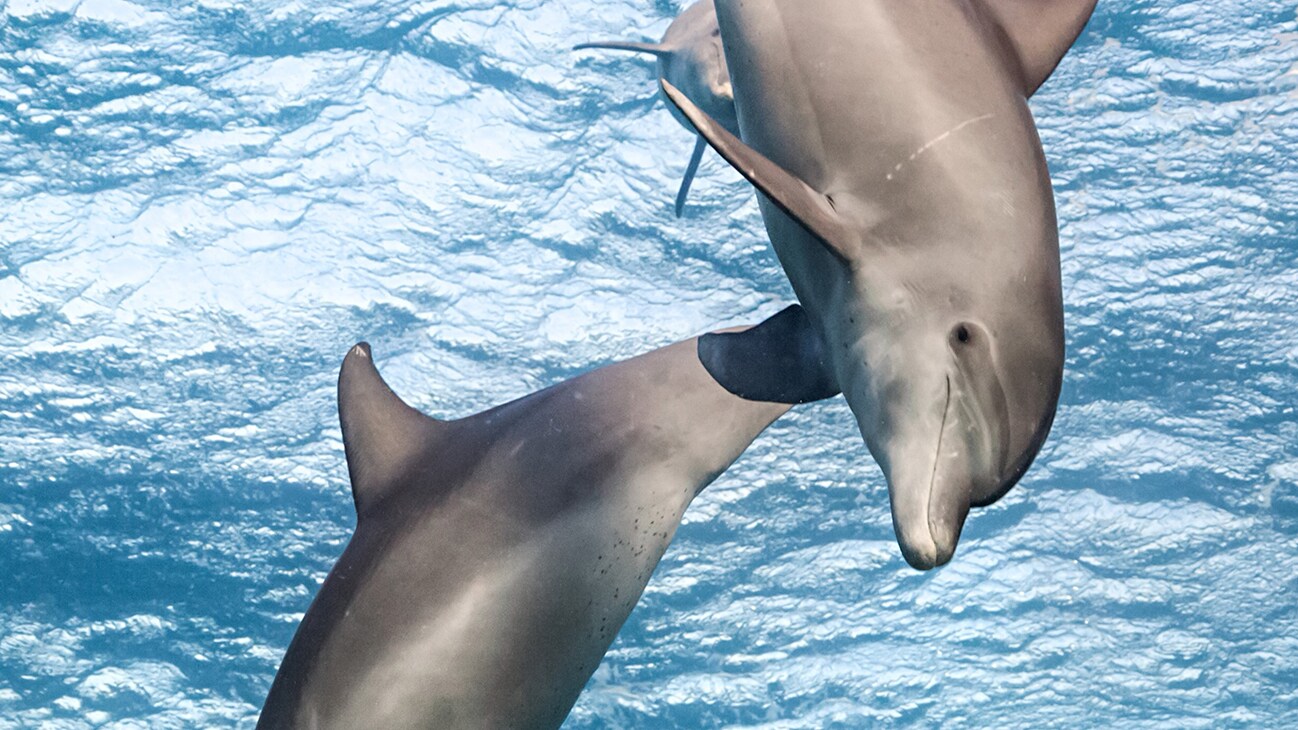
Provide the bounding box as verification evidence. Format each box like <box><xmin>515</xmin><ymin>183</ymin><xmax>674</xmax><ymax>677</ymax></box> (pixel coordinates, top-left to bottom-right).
<box><xmin>663</xmin><ymin>0</ymin><xmax>1096</xmax><ymax>569</ymax></box>
<box><xmin>256</xmin><ymin>305</ymin><xmax>836</xmax><ymax>729</ymax></box>
<box><xmin>576</xmin><ymin>0</ymin><xmax>735</xmax><ymax>216</ymax></box>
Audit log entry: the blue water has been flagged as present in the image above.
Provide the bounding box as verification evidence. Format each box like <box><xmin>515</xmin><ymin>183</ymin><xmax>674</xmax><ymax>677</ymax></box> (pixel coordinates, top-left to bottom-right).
<box><xmin>2</xmin><ymin>0</ymin><xmax>1296</xmax><ymax>726</ymax></box>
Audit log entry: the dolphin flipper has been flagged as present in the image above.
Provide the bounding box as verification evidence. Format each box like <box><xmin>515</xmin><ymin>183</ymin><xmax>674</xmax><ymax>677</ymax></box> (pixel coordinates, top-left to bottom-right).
<box><xmin>698</xmin><ymin>304</ymin><xmax>840</xmax><ymax>405</ymax></box>
<box><xmin>660</xmin><ymin>79</ymin><xmax>853</xmax><ymax>262</ymax></box>
<box><xmin>338</xmin><ymin>343</ymin><xmax>443</xmax><ymax>519</ymax></box>
<box><xmin>979</xmin><ymin>0</ymin><xmax>1098</xmax><ymax>94</ymax></box>
<box><xmin>573</xmin><ymin>40</ymin><xmax>671</xmax><ymax>57</ymax></box>
<box><xmin>674</xmin><ymin>136</ymin><xmax>707</xmax><ymax>218</ymax></box>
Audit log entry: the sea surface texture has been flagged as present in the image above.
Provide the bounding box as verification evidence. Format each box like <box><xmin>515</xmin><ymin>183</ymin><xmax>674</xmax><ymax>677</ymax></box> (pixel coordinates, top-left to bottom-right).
<box><xmin>2</xmin><ymin>0</ymin><xmax>1297</xmax><ymax>727</ymax></box>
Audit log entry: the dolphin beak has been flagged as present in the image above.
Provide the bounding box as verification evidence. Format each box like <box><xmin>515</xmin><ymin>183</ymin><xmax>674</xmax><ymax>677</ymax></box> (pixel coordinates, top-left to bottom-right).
<box><xmin>889</xmin><ymin>472</ymin><xmax>968</xmax><ymax>570</ymax></box>
<box><xmin>885</xmin><ymin>377</ymin><xmax>974</xmax><ymax>570</ymax></box>
<box><xmin>921</xmin><ymin>443</ymin><xmax>974</xmax><ymax>570</ymax></box>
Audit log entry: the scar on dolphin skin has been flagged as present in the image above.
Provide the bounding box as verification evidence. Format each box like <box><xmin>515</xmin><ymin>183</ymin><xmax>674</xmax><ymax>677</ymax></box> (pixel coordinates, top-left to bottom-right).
<box><xmin>886</xmin><ymin>114</ymin><xmax>996</xmax><ymax>181</ymax></box>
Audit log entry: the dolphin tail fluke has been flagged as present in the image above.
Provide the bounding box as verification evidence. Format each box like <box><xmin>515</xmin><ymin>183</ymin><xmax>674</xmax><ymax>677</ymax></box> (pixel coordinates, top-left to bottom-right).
<box><xmin>338</xmin><ymin>343</ymin><xmax>443</xmax><ymax>518</ymax></box>
<box><xmin>980</xmin><ymin>0</ymin><xmax>1098</xmax><ymax>95</ymax></box>
<box><xmin>659</xmin><ymin>79</ymin><xmax>854</xmax><ymax>262</ymax></box>
<box><xmin>572</xmin><ymin>40</ymin><xmax>671</xmax><ymax>57</ymax></box>
<box><xmin>674</xmin><ymin>136</ymin><xmax>708</xmax><ymax>218</ymax></box>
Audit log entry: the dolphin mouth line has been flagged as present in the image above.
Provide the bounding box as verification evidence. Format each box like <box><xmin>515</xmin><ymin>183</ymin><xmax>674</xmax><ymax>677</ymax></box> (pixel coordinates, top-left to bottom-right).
<box><xmin>926</xmin><ymin>375</ymin><xmax>952</xmax><ymax>537</ymax></box>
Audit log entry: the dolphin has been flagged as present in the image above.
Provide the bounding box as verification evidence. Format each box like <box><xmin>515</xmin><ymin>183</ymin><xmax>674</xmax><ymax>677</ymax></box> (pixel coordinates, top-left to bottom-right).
<box><xmin>257</xmin><ymin>305</ymin><xmax>837</xmax><ymax>729</ymax></box>
<box><xmin>575</xmin><ymin>0</ymin><xmax>737</xmax><ymax>216</ymax></box>
<box><xmin>662</xmin><ymin>0</ymin><xmax>1097</xmax><ymax>569</ymax></box>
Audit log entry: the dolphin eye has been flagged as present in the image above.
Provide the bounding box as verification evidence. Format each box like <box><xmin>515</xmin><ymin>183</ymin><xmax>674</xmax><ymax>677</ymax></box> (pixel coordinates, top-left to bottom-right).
<box><xmin>955</xmin><ymin>325</ymin><xmax>971</xmax><ymax>344</ymax></box>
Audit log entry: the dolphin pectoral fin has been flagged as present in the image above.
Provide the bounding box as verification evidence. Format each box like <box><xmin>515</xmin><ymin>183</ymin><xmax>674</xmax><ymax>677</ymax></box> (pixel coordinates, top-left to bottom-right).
<box><xmin>698</xmin><ymin>304</ymin><xmax>841</xmax><ymax>405</ymax></box>
<box><xmin>573</xmin><ymin>40</ymin><xmax>671</xmax><ymax>58</ymax></box>
<box><xmin>674</xmin><ymin>136</ymin><xmax>707</xmax><ymax>218</ymax></box>
<box><xmin>660</xmin><ymin>79</ymin><xmax>854</xmax><ymax>262</ymax></box>
<box><xmin>338</xmin><ymin>343</ymin><xmax>443</xmax><ymax>519</ymax></box>
<box><xmin>979</xmin><ymin>0</ymin><xmax>1098</xmax><ymax>95</ymax></box>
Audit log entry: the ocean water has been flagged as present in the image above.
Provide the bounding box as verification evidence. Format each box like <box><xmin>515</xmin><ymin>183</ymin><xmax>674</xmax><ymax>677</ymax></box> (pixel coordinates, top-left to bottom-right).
<box><xmin>1</xmin><ymin>0</ymin><xmax>1296</xmax><ymax>726</ymax></box>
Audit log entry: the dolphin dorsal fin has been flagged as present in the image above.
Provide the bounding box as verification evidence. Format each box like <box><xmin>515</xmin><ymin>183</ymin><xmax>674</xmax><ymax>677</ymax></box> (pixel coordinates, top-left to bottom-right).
<box><xmin>979</xmin><ymin>0</ymin><xmax>1098</xmax><ymax>95</ymax></box>
<box><xmin>337</xmin><ymin>343</ymin><xmax>443</xmax><ymax>519</ymax></box>
<box><xmin>572</xmin><ymin>40</ymin><xmax>672</xmax><ymax>58</ymax></box>
<box><xmin>660</xmin><ymin>79</ymin><xmax>853</xmax><ymax>262</ymax></box>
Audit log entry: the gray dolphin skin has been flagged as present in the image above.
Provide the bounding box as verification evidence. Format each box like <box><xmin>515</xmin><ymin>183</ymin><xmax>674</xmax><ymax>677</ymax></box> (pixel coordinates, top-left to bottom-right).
<box><xmin>257</xmin><ymin>306</ymin><xmax>837</xmax><ymax>729</ymax></box>
<box><xmin>663</xmin><ymin>0</ymin><xmax>1097</xmax><ymax>569</ymax></box>
<box><xmin>575</xmin><ymin>0</ymin><xmax>736</xmax><ymax>216</ymax></box>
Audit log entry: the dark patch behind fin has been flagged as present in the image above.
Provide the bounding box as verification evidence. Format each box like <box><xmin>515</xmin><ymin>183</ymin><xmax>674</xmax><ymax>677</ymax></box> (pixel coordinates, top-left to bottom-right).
<box><xmin>699</xmin><ymin>304</ymin><xmax>840</xmax><ymax>405</ymax></box>
<box><xmin>661</xmin><ymin>79</ymin><xmax>854</xmax><ymax>262</ymax></box>
<box><xmin>980</xmin><ymin>0</ymin><xmax>1098</xmax><ymax>95</ymax></box>
<box><xmin>338</xmin><ymin>343</ymin><xmax>442</xmax><ymax>518</ymax></box>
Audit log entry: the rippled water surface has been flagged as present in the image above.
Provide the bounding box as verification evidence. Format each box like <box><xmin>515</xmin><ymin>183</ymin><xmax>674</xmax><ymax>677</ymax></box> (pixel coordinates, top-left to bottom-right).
<box><xmin>3</xmin><ymin>0</ymin><xmax>1297</xmax><ymax>726</ymax></box>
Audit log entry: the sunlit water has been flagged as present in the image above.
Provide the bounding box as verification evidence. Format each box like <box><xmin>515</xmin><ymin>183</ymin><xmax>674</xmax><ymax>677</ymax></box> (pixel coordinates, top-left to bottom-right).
<box><xmin>2</xmin><ymin>0</ymin><xmax>1296</xmax><ymax>727</ymax></box>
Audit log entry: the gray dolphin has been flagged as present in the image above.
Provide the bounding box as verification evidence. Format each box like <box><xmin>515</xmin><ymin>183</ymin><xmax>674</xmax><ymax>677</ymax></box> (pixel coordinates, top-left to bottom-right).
<box><xmin>575</xmin><ymin>0</ymin><xmax>737</xmax><ymax>216</ymax></box>
<box><xmin>257</xmin><ymin>305</ymin><xmax>837</xmax><ymax>728</ymax></box>
<box><xmin>663</xmin><ymin>0</ymin><xmax>1096</xmax><ymax>569</ymax></box>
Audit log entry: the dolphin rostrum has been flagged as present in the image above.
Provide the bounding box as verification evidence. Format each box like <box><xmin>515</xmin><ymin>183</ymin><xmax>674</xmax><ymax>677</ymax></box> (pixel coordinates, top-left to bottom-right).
<box><xmin>575</xmin><ymin>0</ymin><xmax>737</xmax><ymax>216</ymax></box>
<box><xmin>257</xmin><ymin>305</ymin><xmax>837</xmax><ymax>728</ymax></box>
<box><xmin>663</xmin><ymin>0</ymin><xmax>1096</xmax><ymax>569</ymax></box>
